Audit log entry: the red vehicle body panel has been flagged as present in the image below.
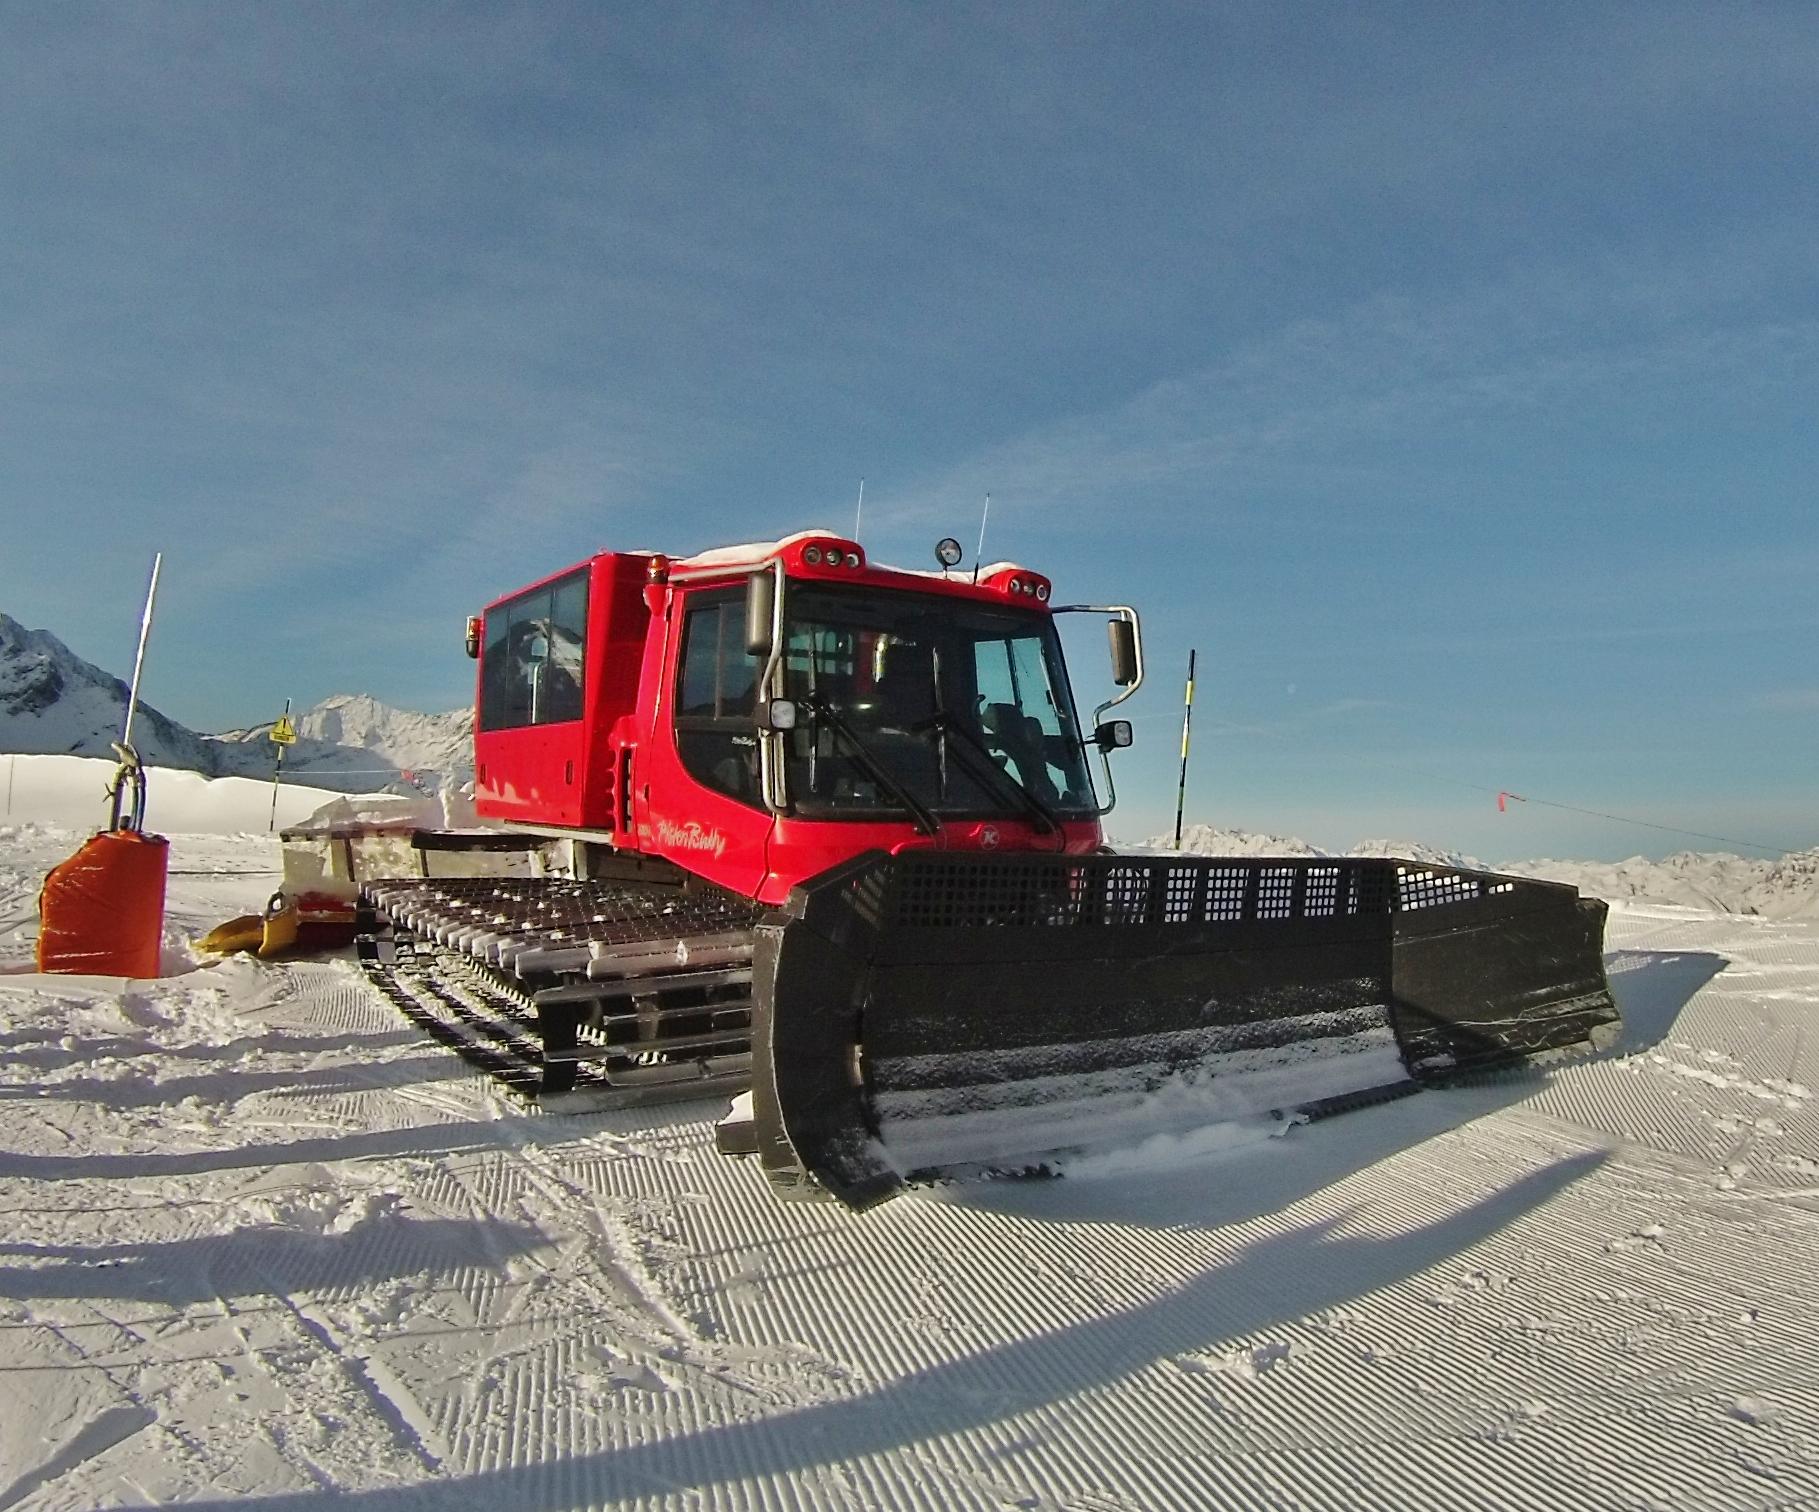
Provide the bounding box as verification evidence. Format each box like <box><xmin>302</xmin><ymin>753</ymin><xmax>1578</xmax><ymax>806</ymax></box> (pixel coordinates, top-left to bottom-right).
<box><xmin>473</xmin><ymin>533</ymin><xmax>1104</xmax><ymax>905</ymax></box>
<box><xmin>472</xmin><ymin>553</ymin><xmax>650</xmax><ymax>830</ymax></box>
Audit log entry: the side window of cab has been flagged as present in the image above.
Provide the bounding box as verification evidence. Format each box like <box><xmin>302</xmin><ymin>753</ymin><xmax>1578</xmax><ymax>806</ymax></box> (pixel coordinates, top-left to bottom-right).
<box><xmin>675</xmin><ymin>590</ymin><xmax>762</xmax><ymax>806</ymax></box>
<box><xmin>479</xmin><ymin>570</ymin><xmax>588</xmax><ymax>731</ymax></box>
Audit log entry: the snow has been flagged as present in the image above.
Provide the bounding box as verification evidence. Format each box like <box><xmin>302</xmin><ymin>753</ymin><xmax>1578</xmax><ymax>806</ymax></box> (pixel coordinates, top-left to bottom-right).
<box><xmin>1</xmin><ymin>754</ymin><xmax>372</xmax><ymax>837</ymax></box>
<box><xmin>211</xmin><ymin>694</ymin><xmax>472</xmax><ymax>787</ymax></box>
<box><xmin>670</xmin><ymin>528</ymin><xmax>842</xmax><ymax>569</ymax></box>
<box><xmin>4</xmin><ymin>798</ymin><xmax>1819</xmax><ymax>1507</ymax></box>
<box><xmin>1159</xmin><ymin>820</ymin><xmax>1819</xmax><ymax>919</ymax></box>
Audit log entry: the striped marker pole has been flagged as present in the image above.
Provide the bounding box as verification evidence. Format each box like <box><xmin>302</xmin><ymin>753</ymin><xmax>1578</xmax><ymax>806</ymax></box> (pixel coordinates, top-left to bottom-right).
<box><xmin>1173</xmin><ymin>648</ymin><xmax>1196</xmax><ymax>849</ymax></box>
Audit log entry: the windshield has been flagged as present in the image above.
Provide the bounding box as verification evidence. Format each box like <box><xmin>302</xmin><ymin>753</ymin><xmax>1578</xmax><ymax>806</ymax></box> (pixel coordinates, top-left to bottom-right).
<box><xmin>777</xmin><ymin>584</ymin><xmax>1096</xmax><ymax>819</ymax></box>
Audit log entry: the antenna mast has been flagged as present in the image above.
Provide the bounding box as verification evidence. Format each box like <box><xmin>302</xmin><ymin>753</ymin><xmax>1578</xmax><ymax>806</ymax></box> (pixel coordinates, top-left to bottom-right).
<box><xmin>120</xmin><ymin>552</ymin><xmax>163</xmax><ymax>754</ymax></box>
<box><xmin>972</xmin><ymin>493</ymin><xmax>991</xmax><ymax>583</ymax></box>
<box><xmin>852</xmin><ymin>477</ymin><xmax>865</xmax><ymax>541</ymax></box>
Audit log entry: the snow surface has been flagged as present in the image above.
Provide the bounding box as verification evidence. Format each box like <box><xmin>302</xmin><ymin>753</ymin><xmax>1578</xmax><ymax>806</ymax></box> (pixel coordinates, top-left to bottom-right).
<box><xmin>3</xmin><ymin>798</ymin><xmax>1819</xmax><ymax>1507</ymax></box>
<box><xmin>0</xmin><ymin>755</ymin><xmax>371</xmax><ymax>839</ymax></box>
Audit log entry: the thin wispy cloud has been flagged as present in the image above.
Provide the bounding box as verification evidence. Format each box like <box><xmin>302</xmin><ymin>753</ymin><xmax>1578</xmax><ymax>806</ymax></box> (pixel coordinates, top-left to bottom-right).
<box><xmin>873</xmin><ymin>246</ymin><xmax>1819</xmax><ymax>530</ymax></box>
<box><xmin>1</xmin><ymin>4</ymin><xmax>1814</xmax><ymax>860</ymax></box>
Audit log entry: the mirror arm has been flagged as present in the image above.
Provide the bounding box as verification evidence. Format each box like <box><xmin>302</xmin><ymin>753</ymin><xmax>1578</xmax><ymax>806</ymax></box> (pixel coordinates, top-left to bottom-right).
<box><xmin>1052</xmin><ymin>603</ymin><xmax>1144</xmax><ymax>816</ymax></box>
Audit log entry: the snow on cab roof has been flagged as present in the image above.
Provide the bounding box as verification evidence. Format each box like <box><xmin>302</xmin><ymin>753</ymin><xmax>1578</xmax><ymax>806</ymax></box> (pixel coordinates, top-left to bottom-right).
<box><xmin>669</xmin><ymin>530</ymin><xmax>839</xmax><ymax>571</ymax></box>
<box><xmin>668</xmin><ymin>536</ymin><xmax>1040</xmax><ymax>584</ymax></box>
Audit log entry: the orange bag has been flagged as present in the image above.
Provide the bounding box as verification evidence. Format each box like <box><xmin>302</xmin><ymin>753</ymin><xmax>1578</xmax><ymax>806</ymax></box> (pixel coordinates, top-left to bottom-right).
<box><xmin>36</xmin><ymin>829</ymin><xmax>170</xmax><ymax>979</ymax></box>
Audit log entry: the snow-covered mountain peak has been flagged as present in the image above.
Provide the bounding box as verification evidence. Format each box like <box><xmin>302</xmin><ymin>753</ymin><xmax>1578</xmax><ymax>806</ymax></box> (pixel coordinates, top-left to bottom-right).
<box><xmin>0</xmin><ymin>612</ymin><xmax>222</xmax><ymax>770</ymax></box>
<box><xmin>1162</xmin><ymin>822</ymin><xmax>1326</xmax><ymax>858</ymax></box>
<box><xmin>213</xmin><ymin>693</ymin><xmax>471</xmax><ymax>779</ymax></box>
<box><xmin>2</xmin><ymin>611</ymin><xmax>471</xmax><ymax>791</ymax></box>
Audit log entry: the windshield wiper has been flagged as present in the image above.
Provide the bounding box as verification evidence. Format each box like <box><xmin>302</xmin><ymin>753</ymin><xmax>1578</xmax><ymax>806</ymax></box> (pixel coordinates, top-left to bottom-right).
<box><xmin>917</xmin><ymin>712</ymin><xmax>1061</xmax><ymax>838</ymax></box>
<box><xmin>803</xmin><ymin>695</ymin><xmax>942</xmax><ymax>837</ymax></box>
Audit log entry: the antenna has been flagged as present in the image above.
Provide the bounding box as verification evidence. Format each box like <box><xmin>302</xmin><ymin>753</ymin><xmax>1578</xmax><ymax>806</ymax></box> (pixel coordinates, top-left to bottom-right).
<box><xmin>972</xmin><ymin>493</ymin><xmax>991</xmax><ymax>584</ymax></box>
<box><xmin>852</xmin><ymin>476</ymin><xmax>865</xmax><ymax>542</ymax></box>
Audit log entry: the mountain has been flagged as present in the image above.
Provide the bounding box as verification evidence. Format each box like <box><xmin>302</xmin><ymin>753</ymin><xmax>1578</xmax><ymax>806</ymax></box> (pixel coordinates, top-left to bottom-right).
<box><xmin>1152</xmin><ymin>822</ymin><xmax>1324</xmax><ymax>859</ymax></box>
<box><xmin>1149</xmin><ymin>814</ymin><xmax>1819</xmax><ymax>919</ymax></box>
<box><xmin>0</xmin><ymin>612</ymin><xmax>230</xmax><ymax>772</ymax></box>
<box><xmin>1504</xmin><ymin>848</ymin><xmax>1819</xmax><ymax>921</ymax></box>
<box><xmin>1155</xmin><ymin>823</ymin><xmax>1482</xmax><ymax>869</ymax></box>
<box><xmin>211</xmin><ymin>694</ymin><xmax>472</xmax><ymax>785</ymax></box>
<box><xmin>0</xmin><ymin>612</ymin><xmax>470</xmax><ymax>791</ymax></box>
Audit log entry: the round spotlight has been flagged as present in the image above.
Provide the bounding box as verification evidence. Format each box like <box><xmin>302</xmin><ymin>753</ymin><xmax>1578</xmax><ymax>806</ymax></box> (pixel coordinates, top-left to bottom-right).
<box><xmin>825</xmin><ymin>549</ymin><xmax>845</xmax><ymax>567</ymax></box>
<box><xmin>1035</xmin><ymin>583</ymin><xmax>1049</xmax><ymax>601</ymax></box>
<box><xmin>935</xmin><ymin>537</ymin><xmax>964</xmax><ymax>569</ymax></box>
<box><xmin>804</xmin><ymin>545</ymin><xmax>823</xmax><ymax>564</ymax></box>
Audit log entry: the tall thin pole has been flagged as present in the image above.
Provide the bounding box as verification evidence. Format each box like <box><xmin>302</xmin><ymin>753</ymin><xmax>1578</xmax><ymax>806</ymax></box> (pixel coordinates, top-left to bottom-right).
<box><xmin>852</xmin><ymin>477</ymin><xmax>865</xmax><ymax>542</ymax></box>
<box><xmin>269</xmin><ymin>698</ymin><xmax>291</xmax><ymax>834</ymax></box>
<box><xmin>1173</xmin><ymin>648</ymin><xmax>1197</xmax><ymax>849</ymax></box>
<box><xmin>971</xmin><ymin>493</ymin><xmax>991</xmax><ymax>583</ymax></box>
<box><xmin>120</xmin><ymin>552</ymin><xmax>163</xmax><ymax>753</ymax></box>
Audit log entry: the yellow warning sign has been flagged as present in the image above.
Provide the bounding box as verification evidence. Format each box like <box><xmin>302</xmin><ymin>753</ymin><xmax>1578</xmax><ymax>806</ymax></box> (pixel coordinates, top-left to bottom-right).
<box><xmin>269</xmin><ymin>715</ymin><xmax>298</xmax><ymax>746</ymax></box>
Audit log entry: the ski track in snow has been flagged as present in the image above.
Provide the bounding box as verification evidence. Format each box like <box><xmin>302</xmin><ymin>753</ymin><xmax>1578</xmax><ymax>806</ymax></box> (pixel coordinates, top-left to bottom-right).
<box><xmin>1</xmin><ymin>832</ymin><xmax>1818</xmax><ymax>1508</ymax></box>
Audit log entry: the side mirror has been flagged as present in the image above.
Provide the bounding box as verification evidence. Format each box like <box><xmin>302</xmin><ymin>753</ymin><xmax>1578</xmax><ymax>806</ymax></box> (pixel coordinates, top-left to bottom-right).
<box><xmin>1094</xmin><ymin>719</ymin><xmax>1133</xmax><ymax>753</ymax></box>
<box><xmin>745</xmin><ymin>570</ymin><xmax>775</xmax><ymax>656</ymax></box>
<box><xmin>1108</xmin><ymin>618</ymin><xmax>1138</xmax><ymax>686</ymax></box>
<box><xmin>758</xmin><ymin>697</ymin><xmax>799</xmax><ymax>732</ymax></box>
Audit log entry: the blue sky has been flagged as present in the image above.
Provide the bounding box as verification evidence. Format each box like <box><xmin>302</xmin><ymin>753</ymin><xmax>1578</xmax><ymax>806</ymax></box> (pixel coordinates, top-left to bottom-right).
<box><xmin>3</xmin><ymin>2</ymin><xmax>1815</xmax><ymax>860</ymax></box>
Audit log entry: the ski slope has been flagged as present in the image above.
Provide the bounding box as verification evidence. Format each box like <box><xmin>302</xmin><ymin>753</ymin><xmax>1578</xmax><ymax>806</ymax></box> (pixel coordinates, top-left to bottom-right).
<box><xmin>2</xmin><ymin>821</ymin><xmax>1817</xmax><ymax>1509</ymax></box>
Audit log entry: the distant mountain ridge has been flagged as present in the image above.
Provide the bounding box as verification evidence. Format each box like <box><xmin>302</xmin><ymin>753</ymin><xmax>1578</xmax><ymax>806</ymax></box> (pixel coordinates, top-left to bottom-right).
<box><xmin>211</xmin><ymin>694</ymin><xmax>473</xmax><ymax>784</ymax></box>
<box><xmin>0</xmin><ymin>611</ymin><xmax>470</xmax><ymax>791</ymax></box>
<box><xmin>1152</xmin><ymin>820</ymin><xmax>1819</xmax><ymax>920</ymax></box>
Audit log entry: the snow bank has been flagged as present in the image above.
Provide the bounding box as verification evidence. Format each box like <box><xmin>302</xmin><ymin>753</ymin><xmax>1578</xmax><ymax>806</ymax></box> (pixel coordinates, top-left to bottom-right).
<box><xmin>0</xmin><ymin>753</ymin><xmax>383</xmax><ymax>835</ymax></box>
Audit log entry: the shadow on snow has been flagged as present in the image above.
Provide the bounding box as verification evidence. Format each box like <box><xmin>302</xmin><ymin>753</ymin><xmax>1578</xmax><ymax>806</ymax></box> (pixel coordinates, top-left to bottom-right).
<box><xmin>0</xmin><ymin>1207</ymin><xmax>550</xmax><ymax>1306</ymax></box>
<box><xmin>118</xmin><ymin>1150</ymin><xmax>1608</xmax><ymax>1510</ymax></box>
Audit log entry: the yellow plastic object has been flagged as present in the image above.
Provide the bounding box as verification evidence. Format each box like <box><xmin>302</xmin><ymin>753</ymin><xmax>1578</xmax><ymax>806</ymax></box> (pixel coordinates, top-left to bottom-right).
<box><xmin>257</xmin><ymin>892</ymin><xmax>300</xmax><ymax>958</ymax></box>
<box><xmin>197</xmin><ymin>912</ymin><xmax>265</xmax><ymax>954</ymax></box>
<box><xmin>198</xmin><ymin>892</ymin><xmax>299</xmax><ymax>958</ymax></box>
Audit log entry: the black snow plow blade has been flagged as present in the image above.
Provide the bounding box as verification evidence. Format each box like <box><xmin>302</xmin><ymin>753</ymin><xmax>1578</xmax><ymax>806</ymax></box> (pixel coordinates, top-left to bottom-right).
<box><xmin>746</xmin><ymin>851</ymin><xmax>1621</xmax><ymax>1208</ymax></box>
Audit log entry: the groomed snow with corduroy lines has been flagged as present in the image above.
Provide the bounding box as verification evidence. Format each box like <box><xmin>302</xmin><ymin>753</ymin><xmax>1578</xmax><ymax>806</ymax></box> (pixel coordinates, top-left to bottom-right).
<box><xmin>3</xmin><ymin>758</ymin><xmax>1817</xmax><ymax>1510</ymax></box>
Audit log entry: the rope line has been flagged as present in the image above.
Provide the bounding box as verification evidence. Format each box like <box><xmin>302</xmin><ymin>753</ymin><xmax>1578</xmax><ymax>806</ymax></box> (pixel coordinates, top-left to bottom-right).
<box><xmin>1491</xmin><ymin>794</ymin><xmax>1789</xmax><ymax>858</ymax></box>
<box><xmin>1203</xmin><ymin>720</ymin><xmax>1795</xmax><ymax>858</ymax></box>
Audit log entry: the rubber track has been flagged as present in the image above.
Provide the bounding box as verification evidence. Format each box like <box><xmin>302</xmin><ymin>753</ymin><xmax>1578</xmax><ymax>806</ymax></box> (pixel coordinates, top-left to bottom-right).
<box><xmin>356</xmin><ymin>893</ymin><xmax>756</xmax><ymax>1108</ymax></box>
<box><xmin>357</xmin><ymin>930</ymin><xmax>546</xmax><ymax>1098</ymax></box>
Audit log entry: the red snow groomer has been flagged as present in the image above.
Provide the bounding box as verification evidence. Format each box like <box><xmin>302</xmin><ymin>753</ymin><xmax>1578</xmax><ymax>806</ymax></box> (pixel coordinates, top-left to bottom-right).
<box><xmin>358</xmin><ymin>531</ymin><xmax>1621</xmax><ymax>1208</ymax></box>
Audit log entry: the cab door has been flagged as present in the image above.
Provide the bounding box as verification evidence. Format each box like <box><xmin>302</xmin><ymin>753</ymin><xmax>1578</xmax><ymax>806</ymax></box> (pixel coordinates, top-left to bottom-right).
<box><xmin>638</xmin><ymin>584</ymin><xmax>774</xmax><ymax>896</ymax></box>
